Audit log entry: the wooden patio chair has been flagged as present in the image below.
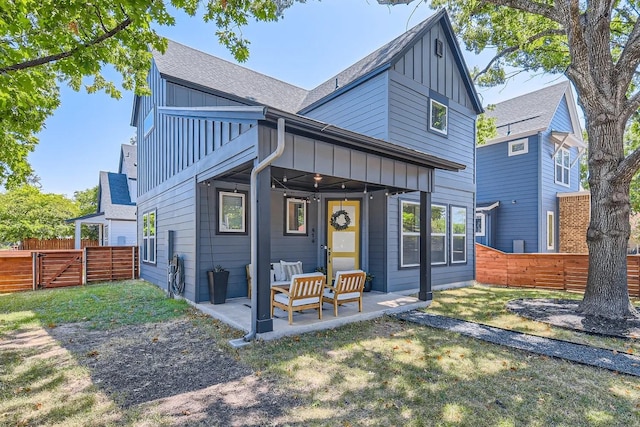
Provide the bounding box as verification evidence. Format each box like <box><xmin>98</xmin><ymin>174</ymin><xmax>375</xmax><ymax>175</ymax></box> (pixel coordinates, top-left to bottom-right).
<box><xmin>322</xmin><ymin>270</ymin><xmax>366</xmax><ymax>317</ymax></box>
<box><xmin>271</xmin><ymin>272</ymin><xmax>325</xmax><ymax>325</ymax></box>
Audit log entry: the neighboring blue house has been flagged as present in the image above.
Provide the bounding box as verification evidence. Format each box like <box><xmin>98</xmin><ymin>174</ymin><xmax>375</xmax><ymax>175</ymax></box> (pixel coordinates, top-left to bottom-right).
<box><xmin>70</xmin><ymin>144</ymin><xmax>138</xmax><ymax>248</ymax></box>
<box><xmin>476</xmin><ymin>82</ymin><xmax>585</xmax><ymax>253</ymax></box>
<box><xmin>131</xmin><ymin>10</ymin><xmax>482</xmax><ymax>333</ymax></box>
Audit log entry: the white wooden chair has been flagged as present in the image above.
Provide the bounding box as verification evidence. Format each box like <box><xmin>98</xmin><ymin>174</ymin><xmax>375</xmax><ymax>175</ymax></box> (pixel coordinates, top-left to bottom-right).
<box><xmin>271</xmin><ymin>272</ymin><xmax>325</xmax><ymax>324</ymax></box>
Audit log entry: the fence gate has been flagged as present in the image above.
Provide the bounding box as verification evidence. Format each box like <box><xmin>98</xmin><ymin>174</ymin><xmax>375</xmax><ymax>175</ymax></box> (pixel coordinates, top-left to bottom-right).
<box><xmin>36</xmin><ymin>251</ymin><xmax>84</xmax><ymax>288</ymax></box>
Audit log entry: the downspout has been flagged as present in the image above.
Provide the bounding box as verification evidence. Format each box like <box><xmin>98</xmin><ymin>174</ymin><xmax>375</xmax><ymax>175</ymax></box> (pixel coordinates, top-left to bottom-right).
<box><xmin>244</xmin><ymin>117</ymin><xmax>285</xmax><ymax>342</ymax></box>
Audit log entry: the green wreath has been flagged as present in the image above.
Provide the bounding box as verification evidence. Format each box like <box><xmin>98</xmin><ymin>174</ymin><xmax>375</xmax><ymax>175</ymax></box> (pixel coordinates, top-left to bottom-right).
<box><xmin>330</xmin><ymin>209</ymin><xmax>351</xmax><ymax>230</ymax></box>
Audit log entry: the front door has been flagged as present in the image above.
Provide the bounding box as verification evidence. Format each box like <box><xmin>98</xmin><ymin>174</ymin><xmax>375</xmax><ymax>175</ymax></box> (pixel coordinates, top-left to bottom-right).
<box><xmin>327</xmin><ymin>200</ymin><xmax>360</xmax><ymax>280</ymax></box>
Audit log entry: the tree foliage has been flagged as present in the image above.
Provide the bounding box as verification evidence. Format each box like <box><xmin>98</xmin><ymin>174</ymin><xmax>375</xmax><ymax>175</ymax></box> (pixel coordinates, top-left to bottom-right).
<box><xmin>73</xmin><ymin>186</ymin><xmax>99</xmax><ymax>240</ymax></box>
<box><xmin>0</xmin><ymin>0</ymin><xmax>294</xmax><ymax>188</ymax></box>
<box><xmin>0</xmin><ymin>186</ymin><xmax>79</xmax><ymax>242</ymax></box>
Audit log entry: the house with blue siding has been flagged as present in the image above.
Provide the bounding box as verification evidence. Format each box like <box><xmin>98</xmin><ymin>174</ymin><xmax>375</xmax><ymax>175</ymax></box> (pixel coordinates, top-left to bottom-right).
<box><xmin>69</xmin><ymin>144</ymin><xmax>138</xmax><ymax>247</ymax></box>
<box><xmin>131</xmin><ymin>10</ymin><xmax>482</xmax><ymax>334</ymax></box>
<box><xmin>476</xmin><ymin>82</ymin><xmax>585</xmax><ymax>253</ymax></box>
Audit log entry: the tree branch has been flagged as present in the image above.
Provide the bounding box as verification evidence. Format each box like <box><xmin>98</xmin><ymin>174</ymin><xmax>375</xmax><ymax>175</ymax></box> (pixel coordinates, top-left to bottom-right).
<box><xmin>616</xmin><ymin>145</ymin><xmax>640</xmax><ymax>183</ymax></box>
<box><xmin>623</xmin><ymin>90</ymin><xmax>640</xmax><ymax>120</ymax></box>
<box><xmin>473</xmin><ymin>28</ymin><xmax>565</xmax><ymax>82</ymax></box>
<box><xmin>481</xmin><ymin>0</ymin><xmax>561</xmax><ymax>23</ymax></box>
<box><xmin>615</xmin><ymin>17</ymin><xmax>640</xmax><ymax>96</ymax></box>
<box><xmin>0</xmin><ymin>17</ymin><xmax>132</xmax><ymax>74</ymax></box>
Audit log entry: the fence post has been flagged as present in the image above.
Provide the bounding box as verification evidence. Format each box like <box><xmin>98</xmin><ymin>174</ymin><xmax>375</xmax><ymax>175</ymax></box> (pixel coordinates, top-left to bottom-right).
<box><xmin>83</xmin><ymin>247</ymin><xmax>87</xmax><ymax>285</ymax></box>
<box><xmin>32</xmin><ymin>252</ymin><xmax>37</xmax><ymax>291</ymax></box>
<box><xmin>132</xmin><ymin>246</ymin><xmax>136</xmax><ymax>279</ymax></box>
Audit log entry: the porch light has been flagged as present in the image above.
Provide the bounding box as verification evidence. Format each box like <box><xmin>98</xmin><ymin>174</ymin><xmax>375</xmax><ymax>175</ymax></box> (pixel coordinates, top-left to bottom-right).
<box><xmin>283</xmin><ymin>174</ymin><xmax>287</xmax><ymax>183</ymax></box>
<box><xmin>313</xmin><ymin>173</ymin><xmax>323</xmax><ymax>182</ymax></box>
<box><xmin>272</xmin><ymin>181</ymin><xmax>275</xmax><ymax>189</ymax></box>
<box><xmin>341</xmin><ymin>183</ymin><xmax>345</xmax><ymax>189</ymax></box>
<box><xmin>370</xmin><ymin>194</ymin><xmax>374</xmax><ymax>200</ymax></box>
<box><xmin>234</xmin><ymin>184</ymin><xmax>238</xmax><ymax>193</ymax></box>
<box><xmin>363</xmin><ymin>185</ymin><xmax>367</xmax><ymax>194</ymax></box>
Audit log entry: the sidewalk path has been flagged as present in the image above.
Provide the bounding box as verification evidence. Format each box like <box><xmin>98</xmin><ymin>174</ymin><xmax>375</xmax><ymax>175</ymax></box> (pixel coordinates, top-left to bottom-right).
<box><xmin>396</xmin><ymin>311</ymin><xmax>640</xmax><ymax>377</ymax></box>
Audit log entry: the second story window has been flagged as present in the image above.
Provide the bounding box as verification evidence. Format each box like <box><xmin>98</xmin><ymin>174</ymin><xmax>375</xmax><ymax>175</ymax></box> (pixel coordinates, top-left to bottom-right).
<box><xmin>555</xmin><ymin>147</ymin><xmax>570</xmax><ymax>186</ymax></box>
<box><xmin>143</xmin><ymin>107</ymin><xmax>155</xmax><ymax>137</ymax></box>
<box><xmin>429</xmin><ymin>99</ymin><xmax>448</xmax><ymax>135</ymax></box>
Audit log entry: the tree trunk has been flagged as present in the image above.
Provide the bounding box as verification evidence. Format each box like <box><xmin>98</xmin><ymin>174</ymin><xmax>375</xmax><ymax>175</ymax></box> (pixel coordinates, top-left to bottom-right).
<box><xmin>580</xmin><ymin>120</ymin><xmax>638</xmax><ymax>319</ymax></box>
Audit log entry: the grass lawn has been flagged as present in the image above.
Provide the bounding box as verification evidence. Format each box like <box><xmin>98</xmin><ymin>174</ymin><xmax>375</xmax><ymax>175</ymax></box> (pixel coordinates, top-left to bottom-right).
<box><xmin>428</xmin><ymin>284</ymin><xmax>640</xmax><ymax>355</ymax></box>
<box><xmin>1</xmin><ymin>281</ymin><xmax>639</xmax><ymax>426</ymax></box>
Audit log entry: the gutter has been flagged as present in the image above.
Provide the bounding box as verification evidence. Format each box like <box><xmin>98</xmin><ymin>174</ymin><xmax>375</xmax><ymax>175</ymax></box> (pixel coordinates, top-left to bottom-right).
<box><xmin>244</xmin><ymin>117</ymin><xmax>286</xmax><ymax>342</ymax></box>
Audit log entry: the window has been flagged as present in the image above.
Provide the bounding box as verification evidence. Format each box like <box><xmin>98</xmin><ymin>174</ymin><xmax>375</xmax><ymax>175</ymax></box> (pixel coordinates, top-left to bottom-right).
<box><xmin>555</xmin><ymin>147</ymin><xmax>570</xmax><ymax>186</ymax></box>
<box><xmin>508</xmin><ymin>139</ymin><xmax>529</xmax><ymax>156</ymax></box>
<box><xmin>218</xmin><ymin>190</ymin><xmax>247</xmax><ymax>234</ymax></box>
<box><xmin>401</xmin><ymin>201</ymin><xmax>420</xmax><ymax>267</ymax></box>
<box><xmin>143</xmin><ymin>107</ymin><xmax>155</xmax><ymax>137</ymax></box>
<box><xmin>142</xmin><ymin>210</ymin><xmax>156</xmax><ymax>264</ymax></box>
<box><xmin>431</xmin><ymin>204</ymin><xmax>447</xmax><ymax>265</ymax></box>
<box><xmin>285</xmin><ymin>198</ymin><xmax>307</xmax><ymax>235</ymax></box>
<box><xmin>429</xmin><ymin>99</ymin><xmax>448</xmax><ymax>135</ymax></box>
<box><xmin>451</xmin><ymin>206</ymin><xmax>467</xmax><ymax>263</ymax></box>
<box><xmin>547</xmin><ymin>211</ymin><xmax>555</xmax><ymax>250</ymax></box>
<box><xmin>475</xmin><ymin>213</ymin><xmax>485</xmax><ymax>237</ymax></box>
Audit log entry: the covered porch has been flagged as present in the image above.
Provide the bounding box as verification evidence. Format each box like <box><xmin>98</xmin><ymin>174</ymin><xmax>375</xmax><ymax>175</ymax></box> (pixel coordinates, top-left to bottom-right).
<box><xmin>160</xmin><ymin>106</ymin><xmax>464</xmax><ymax>335</ymax></box>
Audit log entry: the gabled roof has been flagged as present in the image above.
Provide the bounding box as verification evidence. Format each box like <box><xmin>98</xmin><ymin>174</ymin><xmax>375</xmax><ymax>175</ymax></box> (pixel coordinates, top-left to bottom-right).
<box><xmin>136</xmin><ymin>9</ymin><xmax>482</xmax><ymax>120</ymax></box>
<box><xmin>484</xmin><ymin>81</ymin><xmax>582</xmax><ymax>144</ymax></box>
<box><xmin>300</xmin><ymin>9</ymin><xmax>482</xmax><ymax>113</ymax></box>
<box><xmin>152</xmin><ymin>40</ymin><xmax>308</xmax><ymax>113</ymax></box>
<box><xmin>119</xmin><ymin>144</ymin><xmax>137</xmax><ymax>179</ymax></box>
<box><xmin>97</xmin><ymin>172</ymin><xmax>136</xmax><ymax>221</ymax></box>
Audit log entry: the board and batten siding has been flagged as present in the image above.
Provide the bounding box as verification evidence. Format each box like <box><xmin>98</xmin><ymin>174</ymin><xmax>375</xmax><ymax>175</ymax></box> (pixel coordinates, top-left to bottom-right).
<box><xmin>138</xmin><ymin>178</ymin><xmax>197</xmax><ymax>301</ymax></box>
<box><xmin>539</xmin><ymin>96</ymin><xmax>582</xmax><ymax>252</ymax></box>
<box><xmin>477</xmin><ymin>136</ymin><xmax>540</xmax><ymax>253</ymax></box>
<box><xmin>303</xmin><ymin>73</ymin><xmax>389</xmax><ymax>140</ymax></box>
<box><xmin>392</xmin><ymin>22</ymin><xmax>474</xmax><ymax>110</ymax></box>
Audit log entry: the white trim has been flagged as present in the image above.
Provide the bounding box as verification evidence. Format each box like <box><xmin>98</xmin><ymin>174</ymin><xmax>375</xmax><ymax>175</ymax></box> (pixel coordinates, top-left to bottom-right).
<box><xmin>478</xmin><ymin>128</ymin><xmax>546</xmax><ymax>147</ymax></box>
<box><xmin>142</xmin><ymin>209</ymin><xmax>157</xmax><ymax>264</ymax></box>
<box><xmin>557</xmin><ymin>191</ymin><xmax>590</xmax><ymax>198</ymax></box>
<box><xmin>554</xmin><ymin>147</ymin><xmax>571</xmax><ymax>186</ymax></box>
<box><xmin>475</xmin><ymin>201</ymin><xmax>500</xmax><ymax>211</ymax></box>
<box><xmin>508</xmin><ymin>138</ymin><xmax>529</xmax><ymax>156</ymax></box>
<box><xmin>285</xmin><ymin>198</ymin><xmax>307</xmax><ymax>234</ymax></box>
<box><xmin>475</xmin><ymin>213</ymin><xmax>485</xmax><ymax>237</ymax></box>
<box><xmin>143</xmin><ymin>106</ymin><xmax>155</xmax><ymax>138</ymax></box>
<box><xmin>546</xmin><ymin>211</ymin><xmax>555</xmax><ymax>250</ymax></box>
<box><xmin>219</xmin><ymin>191</ymin><xmax>247</xmax><ymax>233</ymax></box>
<box><xmin>429</xmin><ymin>99</ymin><xmax>448</xmax><ymax>135</ymax></box>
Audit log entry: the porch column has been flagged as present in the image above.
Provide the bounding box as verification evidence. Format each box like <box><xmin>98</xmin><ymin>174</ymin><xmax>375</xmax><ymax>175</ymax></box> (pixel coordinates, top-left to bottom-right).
<box><xmin>74</xmin><ymin>221</ymin><xmax>82</xmax><ymax>249</ymax></box>
<box><xmin>419</xmin><ymin>191</ymin><xmax>432</xmax><ymax>301</ymax></box>
<box><xmin>255</xmin><ymin>166</ymin><xmax>273</xmax><ymax>333</ymax></box>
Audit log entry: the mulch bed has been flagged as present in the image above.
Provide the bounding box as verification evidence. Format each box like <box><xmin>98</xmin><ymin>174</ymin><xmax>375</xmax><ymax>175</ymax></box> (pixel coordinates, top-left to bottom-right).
<box><xmin>506</xmin><ymin>299</ymin><xmax>640</xmax><ymax>339</ymax></box>
<box><xmin>48</xmin><ymin>317</ymin><xmax>299</xmax><ymax>425</ymax></box>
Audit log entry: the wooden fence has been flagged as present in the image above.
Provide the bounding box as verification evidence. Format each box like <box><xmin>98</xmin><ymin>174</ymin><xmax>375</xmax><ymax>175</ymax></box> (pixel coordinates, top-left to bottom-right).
<box><xmin>0</xmin><ymin>246</ymin><xmax>138</xmax><ymax>293</ymax></box>
<box><xmin>476</xmin><ymin>243</ymin><xmax>640</xmax><ymax>297</ymax></box>
<box><xmin>20</xmin><ymin>238</ymin><xmax>99</xmax><ymax>250</ymax></box>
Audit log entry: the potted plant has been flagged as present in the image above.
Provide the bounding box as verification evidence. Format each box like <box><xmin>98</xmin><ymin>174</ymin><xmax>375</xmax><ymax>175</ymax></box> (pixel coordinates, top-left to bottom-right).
<box><xmin>207</xmin><ymin>265</ymin><xmax>229</xmax><ymax>304</ymax></box>
<box><xmin>363</xmin><ymin>272</ymin><xmax>374</xmax><ymax>292</ymax></box>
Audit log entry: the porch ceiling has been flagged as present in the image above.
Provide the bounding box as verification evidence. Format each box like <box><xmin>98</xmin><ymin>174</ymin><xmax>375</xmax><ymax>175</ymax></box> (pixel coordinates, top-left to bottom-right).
<box><xmin>214</xmin><ymin>164</ymin><xmax>408</xmax><ymax>195</ymax></box>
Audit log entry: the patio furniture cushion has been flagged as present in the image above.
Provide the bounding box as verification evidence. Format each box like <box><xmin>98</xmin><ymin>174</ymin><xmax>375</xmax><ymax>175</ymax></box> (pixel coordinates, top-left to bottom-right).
<box><xmin>271</xmin><ymin>263</ymin><xmax>285</xmax><ymax>282</ymax></box>
<box><xmin>323</xmin><ymin>289</ymin><xmax>360</xmax><ymax>300</ymax></box>
<box><xmin>281</xmin><ymin>260</ymin><xmax>303</xmax><ymax>281</ymax></box>
<box><xmin>273</xmin><ymin>294</ymin><xmax>319</xmax><ymax>306</ymax></box>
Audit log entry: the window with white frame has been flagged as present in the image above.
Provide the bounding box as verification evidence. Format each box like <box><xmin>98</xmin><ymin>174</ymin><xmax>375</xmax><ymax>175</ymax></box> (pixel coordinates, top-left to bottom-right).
<box><xmin>431</xmin><ymin>204</ymin><xmax>447</xmax><ymax>265</ymax></box>
<box><xmin>555</xmin><ymin>147</ymin><xmax>570</xmax><ymax>186</ymax></box>
<box><xmin>451</xmin><ymin>206</ymin><xmax>467</xmax><ymax>263</ymax></box>
<box><xmin>508</xmin><ymin>139</ymin><xmax>529</xmax><ymax>156</ymax></box>
<box><xmin>401</xmin><ymin>201</ymin><xmax>420</xmax><ymax>267</ymax></box>
<box><xmin>143</xmin><ymin>106</ymin><xmax>155</xmax><ymax>137</ymax></box>
<box><xmin>285</xmin><ymin>197</ymin><xmax>307</xmax><ymax>235</ymax></box>
<box><xmin>475</xmin><ymin>213</ymin><xmax>485</xmax><ymax>236</ymax></box>
<box><xmin>142</xmin><ymin>210</ymin><xmax>156</xmax><ymax>264</ymax></box>
<box><xmin>429</xmin><ymin>99</ymin><xmax>448</xmax><ymax>135</ymax></box>
<box><xmin>547</xmin><ymin>211</ymin><xmax>555</xmax><ymax>250</ymax></box>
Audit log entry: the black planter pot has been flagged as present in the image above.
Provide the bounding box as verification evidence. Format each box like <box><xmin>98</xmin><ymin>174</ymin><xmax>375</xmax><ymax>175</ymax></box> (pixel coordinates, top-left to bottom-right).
<box><xmin>207</xmin><ymin>270</ymin><xmax>229</xmax><ymax>304</ymax></box>
<box><xmin>363</xmin><ymin>280</ymin><xmax>372</xmax><ymax>292</ymax></box>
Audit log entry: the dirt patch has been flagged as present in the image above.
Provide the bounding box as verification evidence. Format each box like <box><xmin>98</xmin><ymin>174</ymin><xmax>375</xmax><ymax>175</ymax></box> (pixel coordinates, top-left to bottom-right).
<box><xmin>506</xmin><ymin>299</ymin><xmax>640</xmax><ymax>339</ymax></box>
<box><xmin>48</xmin><ymin>318</ymin><xmax>299</xmax><ymax>426</ymax></box>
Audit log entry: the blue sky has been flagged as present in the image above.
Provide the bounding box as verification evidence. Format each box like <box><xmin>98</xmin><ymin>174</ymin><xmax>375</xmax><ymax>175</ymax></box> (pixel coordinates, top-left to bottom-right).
<box><xmin>32</xmin><ymin>0</ymin><xmax>565</xmax><ymax>197</ymax></box>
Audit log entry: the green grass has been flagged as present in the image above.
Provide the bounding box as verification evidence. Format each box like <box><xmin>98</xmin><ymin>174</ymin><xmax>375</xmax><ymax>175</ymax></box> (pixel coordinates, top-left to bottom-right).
<box><xmin>428</xmin><ymin>284</ymin><xmax>640</xmax><ymax>354</ymax></box>
<box><xmin>1</xmin><ymin>281</ymin><xmax>640</xmax><ymax>426</ymax></box>
<box><xmin>0</xmin><ymin>280</ymin><xmax>190</xmax><ymax>334</ymax></box>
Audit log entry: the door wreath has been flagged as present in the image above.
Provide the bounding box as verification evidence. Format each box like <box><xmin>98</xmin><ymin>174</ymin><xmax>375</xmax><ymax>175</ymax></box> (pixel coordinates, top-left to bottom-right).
<box><xmin>330</xmin><ymin>209</ymin><xmax>351</xmax><ymax>230</ymax></box>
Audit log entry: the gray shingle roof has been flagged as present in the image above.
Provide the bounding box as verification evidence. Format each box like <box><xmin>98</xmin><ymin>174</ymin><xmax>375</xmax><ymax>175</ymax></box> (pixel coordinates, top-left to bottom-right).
<box><xmin>119</xmin><ymin>144</ymin><xmax>137</xmax><ymax>179</ymax></box>
<box><xmin>486</xmin><ymin>81</ymin><xmax>571</xmax><ymax>138</ymax></box>
<box><xmin>299</xmin><ymin>11</ymin><xmax>444</xmax><ymax>111</ymax></box>
<box><xmin>98</xmin><ymin>171</ymin><xmax>136</xmax><ymax>220</ymax></box>
<box><xmin>153</xmin><ymin>40</ymin><xmax>308</xmax><ymax>113</ymax></box>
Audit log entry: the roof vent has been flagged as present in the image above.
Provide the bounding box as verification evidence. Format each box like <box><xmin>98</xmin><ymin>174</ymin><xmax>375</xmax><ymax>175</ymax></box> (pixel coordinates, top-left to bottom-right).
<box><xmin>335</xmin><ymin>78</ymin><xmax>339</xmax><ymax>90</ymax></box>
<box><xmin>435</xmin><ymin>39</ymin><xmax>443</xmax><ymax>58</ymax></box>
